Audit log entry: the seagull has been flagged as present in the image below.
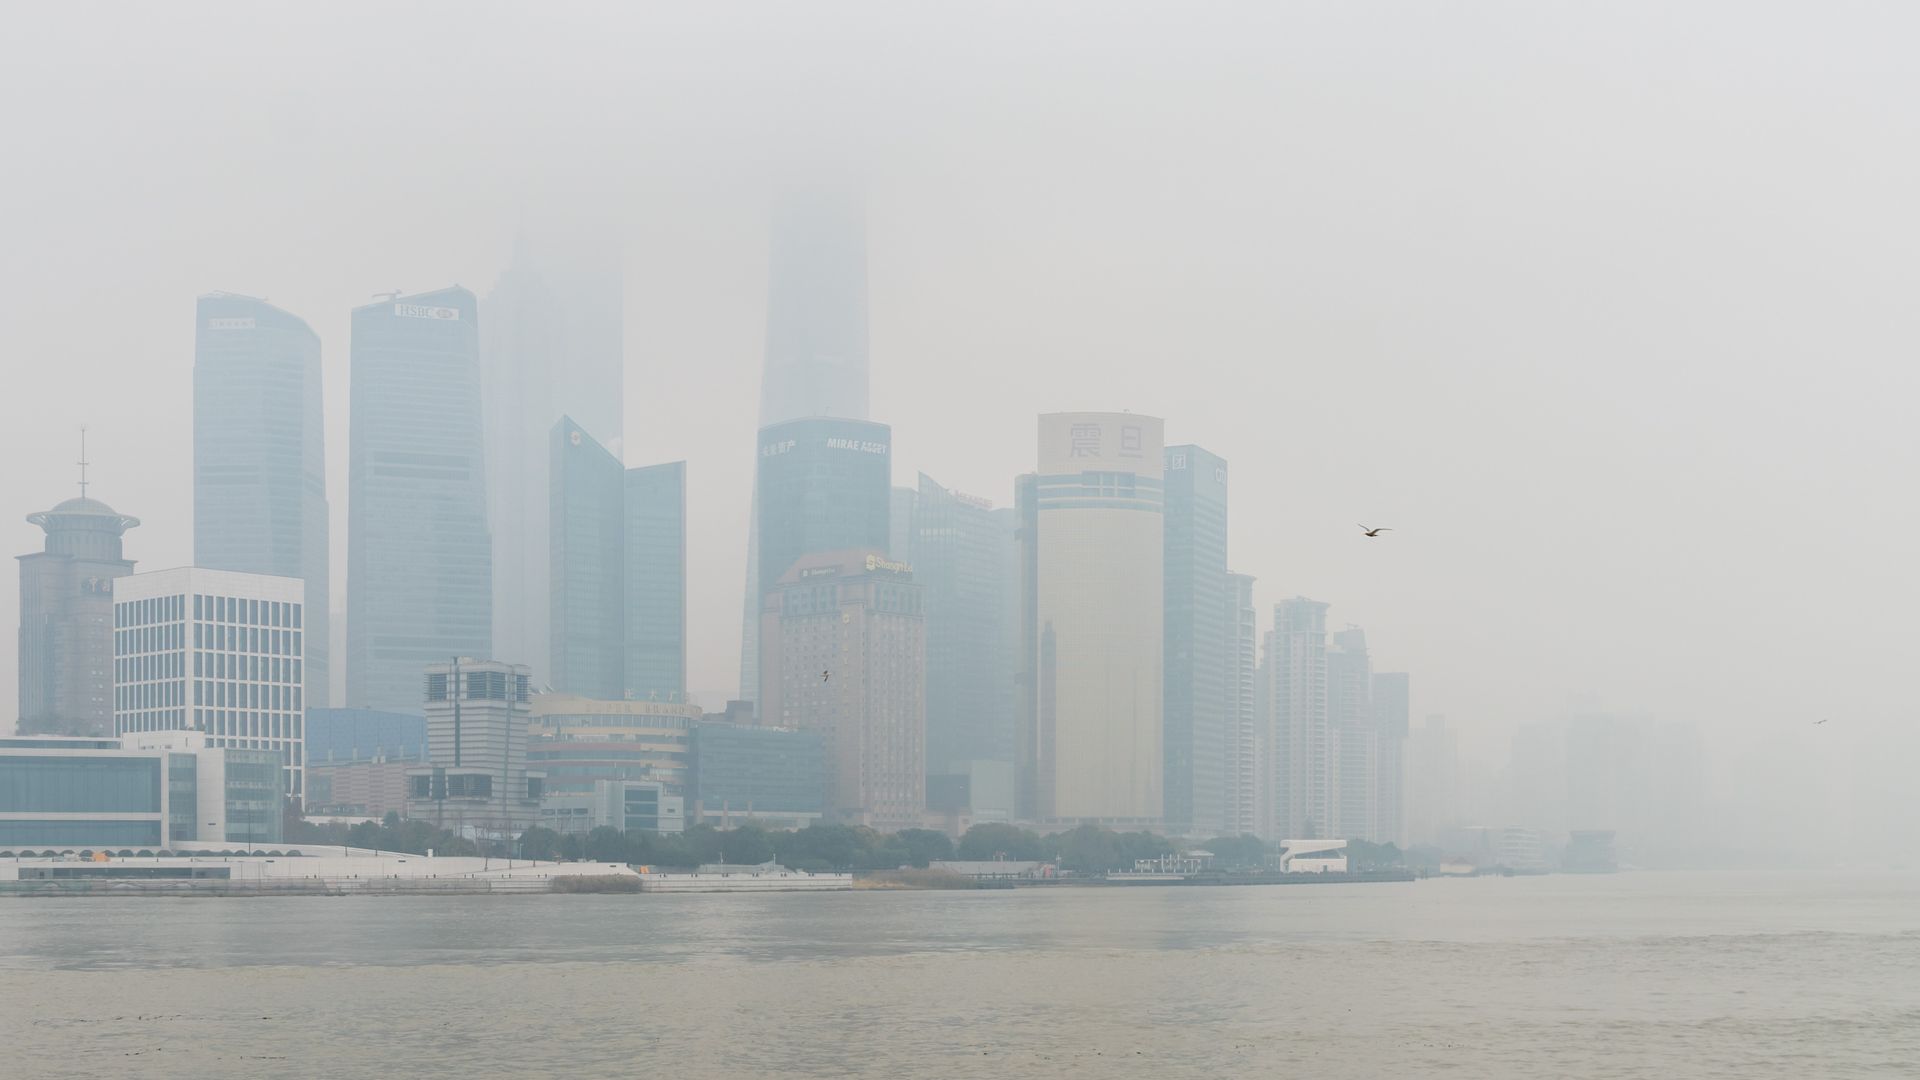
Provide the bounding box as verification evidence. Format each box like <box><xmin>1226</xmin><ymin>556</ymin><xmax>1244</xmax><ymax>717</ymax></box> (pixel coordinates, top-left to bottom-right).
<box><xmin>1358</xmin><ymin>525</ymin><xmax>1392</xmax><ymax>537</ymax></box>
<box><xmin>821</xmin><ymin>669</ymin><xmax>831</xmax><ymax>683</ymax></box>
<box><xmin>1813</xmin><ymin>719</ymin><xmax>1828</xmax><ymax>725</ymax></box>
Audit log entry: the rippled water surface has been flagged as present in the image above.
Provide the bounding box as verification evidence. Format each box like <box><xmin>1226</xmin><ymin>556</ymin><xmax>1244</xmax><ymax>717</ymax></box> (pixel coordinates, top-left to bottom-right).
<box><xmin>3</xmin><ymin>871</ymin><xmax>1916</xmax><ymax>1078</ymax></box>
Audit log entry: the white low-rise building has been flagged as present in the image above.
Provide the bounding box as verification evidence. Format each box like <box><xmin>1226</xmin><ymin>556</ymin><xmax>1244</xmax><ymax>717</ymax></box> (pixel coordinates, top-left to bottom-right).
<box><xmin>1280</xmin><ymin>838</ymin><xmax>1349</xmax><ymax>873</ymax></box>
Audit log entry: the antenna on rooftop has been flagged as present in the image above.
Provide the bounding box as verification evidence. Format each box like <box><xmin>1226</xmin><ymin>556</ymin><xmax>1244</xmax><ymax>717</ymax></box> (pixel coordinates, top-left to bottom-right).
<box><xmin>77</xmin><ymin>425</ymin><xmax>90</xmax><ymax>498</ymax></box>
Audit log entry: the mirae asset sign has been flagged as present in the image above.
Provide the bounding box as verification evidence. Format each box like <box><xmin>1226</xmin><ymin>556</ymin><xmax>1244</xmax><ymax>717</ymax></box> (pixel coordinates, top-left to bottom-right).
<box><xmin>760</xmin><ymin>436</ymin><xmax>890</xmax><ymax>458</ymax></box>
<box><xmin>824</xmin><ymin>437</ymin><xmax>887</xmax><ymax>454</ymax></box>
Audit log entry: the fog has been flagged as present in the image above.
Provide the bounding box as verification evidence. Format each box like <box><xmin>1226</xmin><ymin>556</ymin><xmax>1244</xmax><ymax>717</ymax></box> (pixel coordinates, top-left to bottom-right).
<box><xmin>2</xmin><ymin>2</ymin><xmax>1915</xmax><ymax>862</ymax></box>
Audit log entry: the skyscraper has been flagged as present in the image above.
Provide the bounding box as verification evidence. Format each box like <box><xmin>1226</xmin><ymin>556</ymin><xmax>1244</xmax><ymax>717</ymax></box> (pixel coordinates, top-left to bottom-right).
<box><xmin>1372</xmin><ymin>671</ymin><xmax>1410</xmax><ymax>847</ymax></box>
<box><xmin>483</xmin><ymin>236</ymin><xmax>623</xmax><ymax>688</ymax></box>
<box><xmin>345</xmin><ymin>287</ymin><xmax>491</xmax><ymax>713</ymax></box>
<box><xmin>755</xmin><ymin>417</ymin><xmax>892</xmax><ymax>615</ymax></box>
<box><xmin>1162</xmin><ymin>444</ymin><xmax>1229</xmax><ymax>837</ymax></box>
<box><xmin>114</xmin><ymin>567</ymin><xmax>307</xmax><ymax>802</ymax></box>
<box><xmin>739</xmin><ymin>191</ymin><xmax>870</xmax><ymax>708</ymax></box>
<box><xmin>624</xmin><ymin>461</ymin><xmax>686</xmax><ymax>701</ymax></box>
<box><xmin>1022</xmin><ymin>413</ymin><xmax>1165</xmax><ymax>825</ymax></box>
<box><xmin>18</xmin><ymin>480</ymin><xmax>139</xmax><ymax>736</ymax></box>
<box><xmin>549</xmin><ymin>418</ymin><xmax>625</xmax><ymax>700</ymax></box>
<box><xmin>760</xmin><ymin>549</ymin><xmax>924</xmax><ymax>831</ymax></box>
<box><xmin>1328</xmin><ymin>626</ymin><xmax>1376</xmax><ymax>841</ymax></box>
<box><xmin>1224</xmin><ymin>572</ymin><xmax>1260</xmax><ymax>838</ymax></box>
<box><xmin>1267</xmin><ymin>597</ymin><xmax>1331</xmax><ymax>839</ymax></box>
<box><xmin>1406</xmin><ymin>714</ymin><xmax>1460</xmax><ymax>845</ymax></box>
<box><xmin>194</xmin><ymin>292</ymin><xmax>330</xmax><ymax>708</ymax></box>
<box><xmin>548</xmin><ymin>420</ymin><xmax>687</xmax><ymax>703</ymax></box>
<box><xmin>915</xmin><ymin>473</ymin><xmax>1017</xmax><ymax>774</ymax></box>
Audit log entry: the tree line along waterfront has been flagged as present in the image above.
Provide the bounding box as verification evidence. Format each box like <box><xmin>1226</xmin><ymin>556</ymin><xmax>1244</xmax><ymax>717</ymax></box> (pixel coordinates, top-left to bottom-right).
<box><xmin>287</xmin><ymin>813</ymin><xmax>1415</xmax><ymax>876</ymax></box>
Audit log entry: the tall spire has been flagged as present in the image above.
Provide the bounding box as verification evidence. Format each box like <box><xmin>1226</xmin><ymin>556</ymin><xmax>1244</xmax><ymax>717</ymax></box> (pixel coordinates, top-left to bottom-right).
<box><xmin>76</xmin><ymin>425</ymin><xmax>89</xmax><ymax>499</ymax></box>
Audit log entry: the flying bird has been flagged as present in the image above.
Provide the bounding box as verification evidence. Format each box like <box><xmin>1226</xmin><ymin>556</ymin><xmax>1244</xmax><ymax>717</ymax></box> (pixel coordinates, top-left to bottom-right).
<box><xmin>1359</xmin><ymin>525</ymin><xmax>1392</xmax><ymax>537</ymax></box>
<box><xmin>821</xmin><ymin>669</ymin><xmax>831</xmax><ymax>683</ymax></box>
<box><xmin>1813</xmin><ymin>719</ymin><xmax>1828</xmax><ymax>725</ymax></box>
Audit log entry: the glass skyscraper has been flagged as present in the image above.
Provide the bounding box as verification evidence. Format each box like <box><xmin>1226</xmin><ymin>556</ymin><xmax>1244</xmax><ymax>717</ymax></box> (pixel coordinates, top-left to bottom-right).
<box><xmin>755</xmin><ymin>417</ymin><xmax>892</xmax><ymax>609</ymax></box>
<box><xmin>1268</xmin><ymin>597</ymin><xmax>1331</xmax><ymax>839</ymax></box>
<box><xmin>914</xmin><ymin>473</ymin><xmax>1018</xmax><ymax>774</ymax></box>
<box><xmin>1225</xmin><ymin>571</ymin><xmax>1260</xmax><ymax>838</ymax></box>
<box><xmin>549</xmin><ymin>418</ymin><xmax>626</xmax><ymax>700</ymax></box>
<box><xmin>624</xmin><ymin>461</ymin><xmax>686</xmax><ymax>700</ymax></box>
<box><xmin>193</xmin><ymin>292</ymin><xmax>330</xmax><ymax>708</ymax></box>
<box><xmin>548</xmin><ymin>421</ymin><xmax>688</xmax><ymax>702</ymax></box>
<box><xmin>345</xmin><ymin>286</ymin><xmax>491</xmax><ymax>713</ymax></box>
<box><xmin>1162</xmin><ymin>444</ymin><xmax>1229</xmax><ymax>837</ymax></box>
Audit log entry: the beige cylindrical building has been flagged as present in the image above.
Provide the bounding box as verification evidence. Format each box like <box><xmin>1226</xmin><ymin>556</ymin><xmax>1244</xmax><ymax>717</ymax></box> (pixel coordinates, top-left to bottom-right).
<box><xmin>1027</xmin><ymin>413</ymin><xmax>1165</xmax><ymax>825</ymax></box>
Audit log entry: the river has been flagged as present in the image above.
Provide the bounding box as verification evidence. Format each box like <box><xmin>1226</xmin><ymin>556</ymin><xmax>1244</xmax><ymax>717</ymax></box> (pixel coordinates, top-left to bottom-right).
<box><xmin>2</xmin><ymin>871</ymin><xmax>1915</xmax><ymax>1078</ymax></box>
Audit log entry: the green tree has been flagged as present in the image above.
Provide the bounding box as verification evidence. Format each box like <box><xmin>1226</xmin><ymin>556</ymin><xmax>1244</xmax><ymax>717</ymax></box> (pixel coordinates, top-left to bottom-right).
<box><xmin>584</xmin><ymin>826</ymin><xmax>627</xmax><ymax>863</ymax></box>
<box><xmin>1201</xmin><ymin>834</ymin><xmax>1271</xmax><ymax>869</ymax></box>
<box><xmin>776</xmin><ymin>824</ymin><xmax>864</xmax><ymax>869</ymax></box>
<box><xmin>650</xmin><ymin>830</ymin><xmax>699</xmax><ymax>869</ymax></box>
<box><xmin>956</xmin><ymin>823</ymin><xmax>1046</xmax><ymax>862</ymax></box>
<box><xmin>895</xmin><ymin>828</ymin><xmax>954</xmax><ymax>868</ymax></box>
<box><xmin>719</xmin><ymin>825</ymin><xmax>775</xmax><ymax>865</ymax></box>
<box><xmin>519</xmin><ymin>826</ymin><xmax>563</xmax><ymax>861</ymax></box>
<box><xmin>1346</xmin><ymin>839</ymin><xmax>1404</xmax><ymax>871</ymax></box>
<box><xmin>678</xmin><ymin>824</ymin><xmax>727</xmax><ymax>865</ymax></box>
<box><xmin>558</xmin><ymin>832</ymin><xmax>584</xmax><ymax>862</ymax></box>
<box><xmin>1050</xmin><ymin>824</ymin><xmax>1122</xmax><ymax>873</ymax></box>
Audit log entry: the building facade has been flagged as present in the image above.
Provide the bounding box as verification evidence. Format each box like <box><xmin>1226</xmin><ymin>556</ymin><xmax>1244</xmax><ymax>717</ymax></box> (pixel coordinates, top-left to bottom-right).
<box><xmin>1267</xmin><ymin>597</ymin><xmax>1331</xmax><ymax>839</ymax></box>
<box><xmin>549</xmin><ymin>418</ymin><xmax>626</xmax><ymax>699</ymax></box>
<box><xmin>482</xmin><ymin>235</ymin><xmax>623</xmax><ymax>690</ymax></box>
<box><xmin>345</xmin><ymin>286</ymin><xmax>491</xmax><ymax>713</ymax></box>
<box><xmin>193</xmin><ymin>292</ymin><xmax>330</xmax><ymax>709</ymax></box>
<box><xmin>113</xmin><ymin>567</ymin><xmax>307</xmax><ymax>803</ymax></box>
<box><xmin>1371</xmin><ymin>672</ymin><xmax>1410</xmax><ymax>847</ymax></box>
<box><xmin>528</xmin><ymin>694</ymin><xmax>700</xmax><ymax>797</ymax></box>
<box><xmin>913</xmin><ymin>473</ymin><xmax>1017</xmax><ymax>774</ymax></box>
<box><xmin>1021</xmin><ymin>413</ymin><xmax>1165</xmax><ymax>825</ymax></box>
<box><xmin>0</xmin><ymin>732</ymin><xmax>282</xmax><ymax>851</ymax></box>
<box><xmin>760</xmin><ymin>550</ymin><xmax>925</xmax><ymax>831</ymax></box>
<box><xmin>548</xmin><ymin>419</ymin><xmax>690</xmax><ymax>702</ymax></box>
<box><xmin>303</xmin><ymin>707</ymin><xmax>427</xmax><ymax>818</ymax></box>
<box><xmin>18</xmin><ymin>492</ymin><xmax>139</xmax><ymax>736</ymax></box>
<box><xmin>690</xmin><ymin>720</ymin><xmax>828</xmax><ymax>828</ymax></box>
<box><xmin>406</xmin><ymin>659</ymin><xmax>540</xmax><ymax>839</ymax></box>
<box><xmin>539</xmin><ymin>779</ymin><xmax>684</xmax><ymax>836</ymax></box>
<box><xmin>1224</xmin><ymin>572</ymin><xmax>1260</xmax><ymax>838</ymax></box>
<box><xmin>743</xmin><ymin>416</ymin><xmax>891</xmax><ymax>711</ymax></box>
<box><xmin>1328</xmin><ymin>627</ymin><xmax>1376</xmax><ymax>841</ymax></box>
<box><xmin>624</xmin><ymin>461</ymin><xmax>687</xmax><ymax>700</ymax></box>
<box><xmin>1163</xmin><ymin>444</ymin><xmax>1229</xmax><ymax>837</ymax></box>
<box><xmin>304</xmin><ymin>707</ymin><xmax>426</xmax><ymax>766</ymax></box>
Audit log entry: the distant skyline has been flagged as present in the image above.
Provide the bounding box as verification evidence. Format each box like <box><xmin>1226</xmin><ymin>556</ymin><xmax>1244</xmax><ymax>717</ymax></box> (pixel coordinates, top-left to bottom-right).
<box><xmin>2</xmin><ymin>3</ymin><xmax>1915</xmax><ymax>859</ymax></box>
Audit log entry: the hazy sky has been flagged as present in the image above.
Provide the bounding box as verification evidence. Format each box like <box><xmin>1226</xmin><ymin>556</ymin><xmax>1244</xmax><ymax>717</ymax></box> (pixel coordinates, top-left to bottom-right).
<box><xmin>2</xmin><ymin>3</ymin><xmax>1914</xmax><ymax>850</ymax></box>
